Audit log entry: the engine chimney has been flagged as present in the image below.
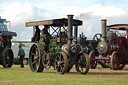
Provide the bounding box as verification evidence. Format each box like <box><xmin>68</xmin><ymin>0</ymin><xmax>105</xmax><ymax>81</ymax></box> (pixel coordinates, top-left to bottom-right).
<box><xmin>101</xmin><ymin>19</ymin><xmax>107</xmax><ymax>40</ymax></box>
<box><xmin>74</xmin><ymin>26</ymin><xmax>78</xmax><ymax>44</ymax></box>
<box><xmin>67</xmin><ymin>15</ymin><xmax>74</xmax><ymax>44</ymax></box>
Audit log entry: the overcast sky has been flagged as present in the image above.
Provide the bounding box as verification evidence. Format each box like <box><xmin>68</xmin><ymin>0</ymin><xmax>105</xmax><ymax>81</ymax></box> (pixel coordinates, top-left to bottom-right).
<box><xmin>0</xmin><ymin>0</ymin><xmax>128</xmax><ymax>40</ymax></box>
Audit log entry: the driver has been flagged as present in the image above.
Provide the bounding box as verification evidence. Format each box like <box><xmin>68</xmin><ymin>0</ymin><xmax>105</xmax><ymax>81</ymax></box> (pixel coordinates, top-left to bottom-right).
<box><xmin>41</xmin><ymin>25</ymin><xmax>50</xmax><ymax>52</ymax></box>
<box><xmin>33</xmin><ymin>26</ymin><xmax>40</xmax><ymax>42</ymax></box>
<box><xmin>42</xmin><ymin>25</ymin><xmax>50</xmax><ymax>37</ymax></box>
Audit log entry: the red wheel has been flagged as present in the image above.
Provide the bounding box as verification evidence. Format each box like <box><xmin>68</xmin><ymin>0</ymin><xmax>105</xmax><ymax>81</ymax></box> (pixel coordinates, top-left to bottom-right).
<box><xmin>89</xmin><ymin>51</ymin><xmax>97</xmax><ymax>69</ymax></box>
<box><xmin>110</xmin><ymin>51</ymin><xmax>119</xmax><ymax>70</ymax></box>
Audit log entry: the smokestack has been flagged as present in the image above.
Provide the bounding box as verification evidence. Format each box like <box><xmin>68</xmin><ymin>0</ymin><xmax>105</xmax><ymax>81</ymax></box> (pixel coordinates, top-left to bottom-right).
<box><xmin>74</xmin><ymin>26</ymin><xmax>78</xmax><ymax>44</ymax></box>
<box><xmin>101</xmin><ymin>19</ymin><xmax>107</xmax><ymax>40</ymax></box>
<box><xmin>67</xmin><ymin>15</ymin><xmax>74</xmax><ymax>44</ymax></box>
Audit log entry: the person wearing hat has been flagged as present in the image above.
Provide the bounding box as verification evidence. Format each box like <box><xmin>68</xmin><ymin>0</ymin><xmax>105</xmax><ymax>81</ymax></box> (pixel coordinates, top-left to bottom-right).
<box><xmin>42</xmin><ymin>25</ymin><xmax>50</xmax><ymax>37</ymax></box>
<box><xmin>6</xmin><ymin>37</ymin><xmax>11</xmax><ymax>48</ymax></box>
<box><xmin>41</xmin><ymin>25</ymin><xmax>50</xmax><ymax>52</ymax></box>
<box><xmin>17</xmin><ymin>45</ymin><xmax>25</xmax><ymax>68</ymax></box>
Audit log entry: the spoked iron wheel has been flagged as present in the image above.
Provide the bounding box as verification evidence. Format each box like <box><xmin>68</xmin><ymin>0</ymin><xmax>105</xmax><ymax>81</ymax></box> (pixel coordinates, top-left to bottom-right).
<box><xmin>55</xmin><ymin>52</ymin><xmax>68</xmax><ymax>74</ymax></box>
<box><xmin>75</xmin><ymin>53</ymin><xmax>90</xmax><ymax>74</ymax></box>
<box><xmin>29</xmin><ymin>43</ymin><xmax>44</xmax><ymax>72</ymax></box>
<box><xmin>110</xmin><ymin>51</ymin><xmax>119</xmax><ymax>70</ymax></box>
<box><xmin>89</xmin><ymin>51</ymin><xmax>97</xmax><ymax>69</ymax></box>
<box><xmin>42</xmin><ymin>53</ymin><xmax>51</xmax><ymax>70</ymax></box>
<box><xmin>1</xmin><ymin>48</ymin><xmax>14</xmax><ymax>68</ymax></box>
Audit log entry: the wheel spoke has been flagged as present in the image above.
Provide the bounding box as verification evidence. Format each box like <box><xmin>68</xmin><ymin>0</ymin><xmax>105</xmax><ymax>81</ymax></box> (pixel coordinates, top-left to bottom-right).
<box><xmin>32</xmin><ymin>53</ymin><xmax>37</xmax><ymax>56</ymax></box>
<box><xmin>55</xmin><ymin>52</ymin><xmax>68</xmax><ymax>74</ymax></box>
<box><xmin>59</xmin><ymin>65</ymin><xmax>63</xmax><ymax>72</ymax></box>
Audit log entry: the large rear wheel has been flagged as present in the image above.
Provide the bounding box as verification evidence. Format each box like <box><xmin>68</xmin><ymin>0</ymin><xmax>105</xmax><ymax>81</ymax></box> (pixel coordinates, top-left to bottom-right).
<box><xmin>1</xmin><ymin>48</ymin><xmax>14</xmax><ymax>68</ymax></box>
<box><xmin>55</xmin><ymin>52</ymin><xmax>68</xmax><ymax>74</ymax></box>
<box><xmin>29</xmin><ymin>43</ymin><xmax>44</xmax><ymax>72</ymax></box>
<box><xmin>75</xmin><ymin>53</ymin><xmax>90</xmax><ymax>74</ymax></box>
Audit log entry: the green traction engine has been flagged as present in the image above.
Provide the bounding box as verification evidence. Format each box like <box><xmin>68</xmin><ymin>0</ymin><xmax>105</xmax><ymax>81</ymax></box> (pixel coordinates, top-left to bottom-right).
<box><xmin>25</xmin><ymin>15</ymin><xmax>90</xmax><ymax>74</ymax></box>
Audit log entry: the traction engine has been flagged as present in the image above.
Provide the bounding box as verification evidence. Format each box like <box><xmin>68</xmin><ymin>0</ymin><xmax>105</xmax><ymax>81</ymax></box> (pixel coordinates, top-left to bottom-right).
<box><xmin>89</xmin><ymin>19</ymin><xmax>128</xmax><ymax>70</ymax></box>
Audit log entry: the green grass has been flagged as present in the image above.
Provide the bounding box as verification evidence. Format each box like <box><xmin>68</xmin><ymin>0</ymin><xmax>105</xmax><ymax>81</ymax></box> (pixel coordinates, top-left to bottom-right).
<box><xmin>0</xmin><ymin>65</ymin><xmax>128</xmax><ymax>85</ymax></box>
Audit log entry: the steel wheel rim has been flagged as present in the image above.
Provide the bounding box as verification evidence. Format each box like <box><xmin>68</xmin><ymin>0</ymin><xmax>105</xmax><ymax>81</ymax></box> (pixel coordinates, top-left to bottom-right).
<box><xmin>5</xmin><ymin>49</ymin><xmax>13</xmax><ymax>67</ymax></box>
<box><xmin>55</xmin><ymin>52</ymin><xmax>68</xmax><ymax>74</ymax></box>
<box><xmin>111</xmin><ymin>51</ymin><xmax>119</xmax><ymax>70</ymax></box>
<box><xmin>76</xmin><ymin>53</ymin><xmax>90</xmax><ymax>74</ymax></box>
<box><xmin>90</xmin><ymin>51</ymin><xmax>97</xmax><ymax>69</ymax></box>
<box><xmin>113</xmin><ymin>53</ymin><xmax>119</xmax><ymax>69</ymax></box>
<box><xmin>42</xmin><ymin>53</ymin><xmax>51</xmax><ymax>70</ymax></box>
<box><xmin>29</xmin><ymin>44</ymin><xmax>40</xmax><ymax>72</ymax></box>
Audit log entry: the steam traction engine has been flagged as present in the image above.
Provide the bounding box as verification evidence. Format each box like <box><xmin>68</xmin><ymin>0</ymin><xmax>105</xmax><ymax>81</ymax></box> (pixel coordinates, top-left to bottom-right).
<box><xmin>0</xmin><ymin>17</ymin><xmax>17</xmax><ymax>68</ymax></box>
<box><xmin>89</xmin><ymin>19</ymin><xmax>128</xmax><ymax>70</ymax></box>
<box><xmin>25</xmin><ymin>15</ymin><xmax>90</xmax><ymax>74</ymax></box>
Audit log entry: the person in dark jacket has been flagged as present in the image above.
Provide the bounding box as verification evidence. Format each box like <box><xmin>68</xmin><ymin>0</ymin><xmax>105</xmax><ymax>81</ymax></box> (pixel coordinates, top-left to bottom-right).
<box><xmin>34</xmin><ymin>26</ymin><xmax>40</xmax><ymax>42</ymax></box>
<box><xmin>6</xmin><ymin>37</ymin><xmax>11</xmax><ymax>48</ymax></box>
<box><xmin>42</xmin><ymin>25</ymin><xmax>50</xmax><ymax>52</ymax></box>
<box><xmin>17</xmin><ymin>45</ymin><xmax>25</xmax><ymax>68</ymax></box>
<box><xmin>42</xmin><ymin>25</ymin><xmax>50</xmax><ymax>37</ymax></box>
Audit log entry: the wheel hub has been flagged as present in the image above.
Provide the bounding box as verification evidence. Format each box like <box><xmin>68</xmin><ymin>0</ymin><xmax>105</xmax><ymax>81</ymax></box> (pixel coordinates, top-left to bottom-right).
<box><xmin>58</xmin><ymin>61</ymin><xmax>61</xmax><ymax>65</ymax></box>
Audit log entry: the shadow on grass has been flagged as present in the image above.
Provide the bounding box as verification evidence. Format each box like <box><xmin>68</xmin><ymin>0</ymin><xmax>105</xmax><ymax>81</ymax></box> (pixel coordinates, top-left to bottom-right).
<box><xmin>64</xmin><ymin>71</ymin><xmax>128</xmax><ymax>75</ymax></box>
<box><xmin>88</xmin><ymin>72</ymin><xmax>128</xmax><ymax>75</ymax></box>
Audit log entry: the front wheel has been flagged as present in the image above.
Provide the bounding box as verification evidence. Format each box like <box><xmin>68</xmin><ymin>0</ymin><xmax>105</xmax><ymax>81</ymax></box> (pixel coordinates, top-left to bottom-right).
<box><xmin>55</xmin><ymin>52</ymin><xmax>68</xmax><ymax>74</ymax></box>
<box><xmin>1</xmin><ymin>48</ymin><xmax>14</xmax><ymax>68</ymax></box>
<box><xmin>89</xmin><ymin>51</ymin><xmax>97</xmax><ymax>69</ymax></box>
<box><xmin>75</xmin><ymin>53</ymin><xmax>90</xmax><ymax>74</ymax></box>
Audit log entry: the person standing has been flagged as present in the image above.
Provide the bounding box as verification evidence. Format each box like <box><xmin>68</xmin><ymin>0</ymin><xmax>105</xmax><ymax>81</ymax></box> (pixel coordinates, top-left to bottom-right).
<box><xmin>17</xmin><ymin>45</ymin><xmax>25</xmax><ymax>68</ymax></box>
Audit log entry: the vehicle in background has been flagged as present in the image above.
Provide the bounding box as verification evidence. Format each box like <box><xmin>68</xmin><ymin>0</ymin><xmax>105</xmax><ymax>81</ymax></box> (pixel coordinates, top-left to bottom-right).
<box><xmin>11</xmin><ymin>41</ymin><xmax>33</xmax><ymax>65</ymax></box>
<box><xmin>0</xmin><ymin>16</ymin><xmax>17</xmax><ymax>68</ymax></box>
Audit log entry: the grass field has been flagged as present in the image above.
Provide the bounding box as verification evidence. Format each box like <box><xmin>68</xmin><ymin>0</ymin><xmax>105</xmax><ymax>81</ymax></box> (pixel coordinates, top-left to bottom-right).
<box><xmin>0</xmin><ymin>65</ymin><xmax>128</xmax><ymax>85</ymax></box>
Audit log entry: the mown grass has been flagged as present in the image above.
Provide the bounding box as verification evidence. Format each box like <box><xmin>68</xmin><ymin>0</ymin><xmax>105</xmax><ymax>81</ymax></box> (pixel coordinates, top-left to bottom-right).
<box><xmin>0</xmin><ymin>65</ymin><xmax>128</xmax><ymax>85</ymax></box>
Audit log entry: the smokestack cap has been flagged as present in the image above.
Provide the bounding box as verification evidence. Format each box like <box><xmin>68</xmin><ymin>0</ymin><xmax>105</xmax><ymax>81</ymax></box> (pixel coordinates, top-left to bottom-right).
<box><xmin>101</xmin><ymin>19</ymin><xmax>107</xmax><ymax>22</ymax></box>
<box><xmin>67</xmin><ymin>15</ymin><xmax>74</xmax><ymax>17</ymax></box>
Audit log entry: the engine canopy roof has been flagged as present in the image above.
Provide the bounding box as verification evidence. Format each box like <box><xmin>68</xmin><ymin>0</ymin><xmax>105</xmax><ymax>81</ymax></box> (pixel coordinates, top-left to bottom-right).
<box><xmin>107</xmin><ymin>24</ymin><xmax>128</xmax><ymax>30</ymax></box>
<box><xmin>25</xmin><ymin>18</ymin><xmax>83</xmax><ymax>27</ymax></box>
